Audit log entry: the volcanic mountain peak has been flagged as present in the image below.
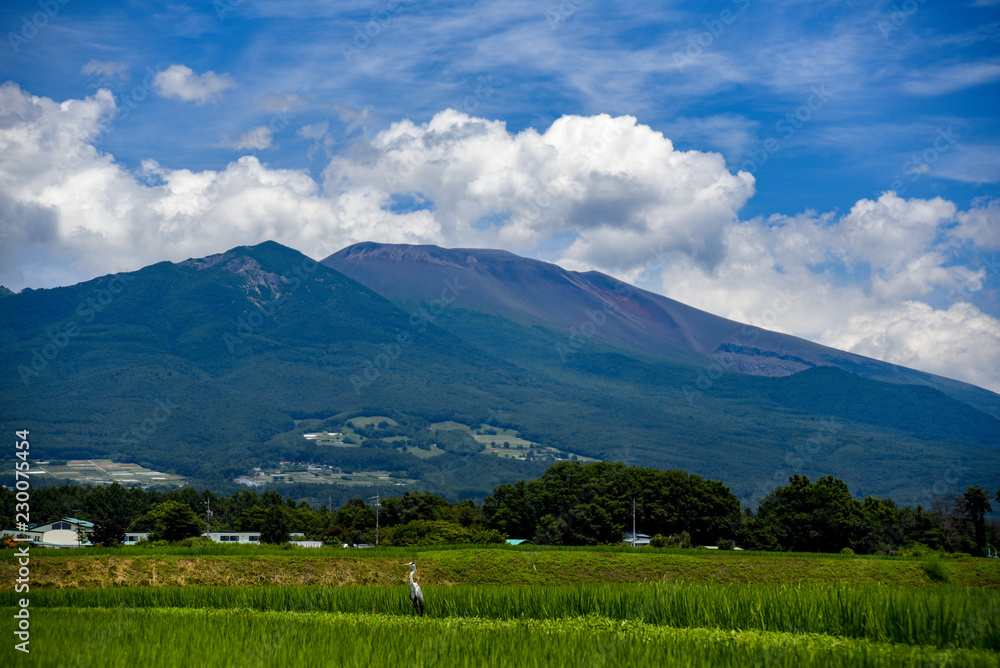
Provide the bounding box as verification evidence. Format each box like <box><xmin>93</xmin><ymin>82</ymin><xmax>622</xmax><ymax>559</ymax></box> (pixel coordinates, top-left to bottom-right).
<box><xmin>325</xmin><ymin>241</ymin><xmax>1000</xmax><ymax>418</ymax></box>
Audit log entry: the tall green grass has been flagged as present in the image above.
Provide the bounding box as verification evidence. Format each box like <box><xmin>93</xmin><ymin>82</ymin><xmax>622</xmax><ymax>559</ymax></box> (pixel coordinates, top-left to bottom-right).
<box><xmin>16</xmin><ymin>607</ymin><xmax>1000</xmax><ymax>668</ymax></box>
<box><xmin>10</xmin><ymin>582</ymin><xmax>998</xmax><ymax>650</ymax></box>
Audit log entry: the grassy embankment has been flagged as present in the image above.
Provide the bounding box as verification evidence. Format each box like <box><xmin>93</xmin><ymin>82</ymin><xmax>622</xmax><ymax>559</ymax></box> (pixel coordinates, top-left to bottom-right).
<box><xmin>2</xmin><ymin>545</ymin><xmax>998</xmax><ymax>589</ymax></box>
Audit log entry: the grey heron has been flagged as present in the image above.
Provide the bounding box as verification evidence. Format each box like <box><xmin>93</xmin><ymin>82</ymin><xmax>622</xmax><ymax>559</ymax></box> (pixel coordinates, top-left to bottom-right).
<box><xmin>405</xmin><ymin>561</ymin><xmax>424</xmax><ymax>616</ymax></box>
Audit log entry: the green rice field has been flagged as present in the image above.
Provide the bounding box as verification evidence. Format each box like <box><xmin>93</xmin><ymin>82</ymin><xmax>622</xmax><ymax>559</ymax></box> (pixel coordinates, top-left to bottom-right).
<box><xmin>6</xmin><ymin>580</ymin><xmax>1000</xmax><ymax>666</ymax></box>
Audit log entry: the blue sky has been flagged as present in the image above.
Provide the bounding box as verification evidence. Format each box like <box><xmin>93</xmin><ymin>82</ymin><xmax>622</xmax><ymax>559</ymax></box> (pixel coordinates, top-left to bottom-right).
<box><xmin>1</xmin><ymin>0</ymin><xmax>999</xmax><ymax>391</ymax></box>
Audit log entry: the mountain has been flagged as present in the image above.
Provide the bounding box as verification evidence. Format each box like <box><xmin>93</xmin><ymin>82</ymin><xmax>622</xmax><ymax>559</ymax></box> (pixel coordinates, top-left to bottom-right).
<box><xmin>324</xmin><ymin>242</ymin><xmax>1000</xmax><ymax>418</ymax></box>
<box><xmin>1</xmin><ymin>241</ymin><xmax>997</xmax><ymax>507</ymax></box>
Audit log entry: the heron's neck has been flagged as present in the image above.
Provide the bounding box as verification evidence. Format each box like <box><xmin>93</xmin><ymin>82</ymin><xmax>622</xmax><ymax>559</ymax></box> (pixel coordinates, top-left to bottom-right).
<box><xmin>409</xmin><ymin>565</ymin><xmax>416</xmax><ymax>583</ymax></box>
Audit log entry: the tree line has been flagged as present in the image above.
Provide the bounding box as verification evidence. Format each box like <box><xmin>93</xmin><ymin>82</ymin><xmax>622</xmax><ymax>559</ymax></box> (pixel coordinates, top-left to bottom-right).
<box><xmin>2</xmin><ymin>461</ymin><xmax>997</xmax><ymax>555</ymax></box>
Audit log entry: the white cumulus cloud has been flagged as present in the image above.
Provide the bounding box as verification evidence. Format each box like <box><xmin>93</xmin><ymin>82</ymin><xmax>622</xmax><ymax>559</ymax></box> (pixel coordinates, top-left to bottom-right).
<box><xmin>153</xmin><ymin>64</ymin><xmax>237</xmax><ymax>104</ymax></box>
<box><xmin>653</xmin><ymin>194</ymin><xmax>1000</xmax><ymax>392</ymax></box>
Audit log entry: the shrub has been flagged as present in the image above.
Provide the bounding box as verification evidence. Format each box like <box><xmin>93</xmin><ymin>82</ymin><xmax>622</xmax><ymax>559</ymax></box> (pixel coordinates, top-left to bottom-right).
<box><xmin>717</xmin><ymin>539</ymin><xmax>735</xmax><ymax>551</ymax></box>
<box><xmin>840</xmin><ymin>547</ymin><xmax>855</xmax><ymax>556</ymax></box>
<box><xmin>136</xmin><ymin>539</ymin><xmax>170</xmax><ymax>548</ymax></box>
<box><xmin>921</xmin><ymin>558</ymin><xmax>950</xmax><ymax>584</ymax></box>
<box><xmin>650</xmin><ymin>532</ymin><xmax>692</xmax><ymax>549</ymax></box>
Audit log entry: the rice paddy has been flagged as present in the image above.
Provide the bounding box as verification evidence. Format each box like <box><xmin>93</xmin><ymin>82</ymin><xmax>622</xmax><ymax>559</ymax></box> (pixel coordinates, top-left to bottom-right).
<box><xmin>14</xmin><ymin>607</ymin><xmax>1000</xmax><ymax>668</ymax></box>
<box><xmin>5</xmin><ymin>550</ymin><xmax>999</xmax><ymax>666</ymax></box>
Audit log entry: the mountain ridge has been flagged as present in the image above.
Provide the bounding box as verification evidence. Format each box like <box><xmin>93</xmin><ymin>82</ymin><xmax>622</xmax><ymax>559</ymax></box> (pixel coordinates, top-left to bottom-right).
<box><xmin>1</xmin><ymin>240</ymin><xmax>997</xmax><ymax>505</ymax></box>
<box><xmin>324</xmin><ymin>241</ymin><xmax>1000</xmax><ymax>417</ymax></box>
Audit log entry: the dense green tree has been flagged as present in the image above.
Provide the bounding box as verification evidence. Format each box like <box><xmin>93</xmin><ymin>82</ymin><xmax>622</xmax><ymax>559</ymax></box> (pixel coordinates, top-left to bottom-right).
<box><xmin>383</xmin><ymin>520</ymin><xmax>503</xmax><ymax>546</ymax></box>
<box><xmin>381</xmin><ymin>491</ymin><xmax>454</xmax><ymax>525</ymax></box>
<box><xmin>562</xmin><ymin>503</ymin><xmax>622</xmax><ymax>545</ymax></box>
<box><xmin>31</xmin><ymin>483</ymin><xmax>90</xmax><ymax>524</ymax></box>
<box><xmin>259</xmin><ymin>506</ymin><xmax>290</xmax><ymax>544</ymax></box>
<box><xmin>533</xmin><ymin>514</ymin><xmax>567</xmax><ymax>545</ymax></box>
<box><xmin>963</xmin><ymin>486</ymin><xmax>993</xmax><ymax>556</ymax></box>
<box><xmin>333</xmin><ymin>497</ymin><xmax>376</xmax><ymax>544</ymax></box>
<box><xmin>858</xmin><ymin>496</ymin><xmax>901</xmax><ymax>553</ymax></box>
<box><xmin>741</xmin><ymin>475</ymin><xmax>875</xmax><ymax>553</ymax></box>
<box><xmin>484</xmin><ymin>461</ymin><xmax>740</xmax><ymax>546</ymax></box>
<box><xmin>164</xmin><ymin>486</ymin><xmax>205</xmax><ymax>517</ymax></box>
<box><xmin>85</xmin><ymin>483</ymin><xmax>148</xmax><ymax>531</ymax></box>
<box><xmin>236</xmin><ymin>505</ymin><xmax>268</xmax><ymax>531</ymax></box>
<box><xmin>483</xmin><ymin>481</ymin><xmax>535</xmax><ymax>538</ymax></box>
<box><xmin>453</xmin><ymin>499</ymin><xmax>480</xmax><ymax>527</ymax></box>
<box><xmin>134</xmin><ymin>500</ymin><xmax>205</xmax><ymax>542</ymax></box>
<box><xmin>0</xmin><ymin>487</ymin><xmax>14</xmax><ymax>533</ymax></box>
<box><xmin>90</xmin><ymin>520</ymin><xmax>126</xmax><ymax>547</ymax></box>
<box><xmin>217</xmin><ymin>490</ymin><xmax>262</xmax><ymax>529</ymax></box>
<box><xmin>318</xmin><ymin>524</ymin><xmax>351</xmax><ymax>546</ymax></box>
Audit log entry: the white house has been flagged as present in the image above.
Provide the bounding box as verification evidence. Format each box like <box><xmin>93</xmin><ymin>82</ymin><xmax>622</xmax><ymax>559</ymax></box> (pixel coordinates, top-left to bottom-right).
<box><xmin>0</xmin><ymin>517</ymin><xmax>93</xmax><ymax>548</ymax></box>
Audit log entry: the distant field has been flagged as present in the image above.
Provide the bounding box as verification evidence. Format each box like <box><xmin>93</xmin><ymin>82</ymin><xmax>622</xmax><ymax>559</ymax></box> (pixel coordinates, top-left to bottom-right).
<box><xmin>10</xmin><ymin>459</ymin><xmax>187</xmax><ymax>488</ymax></box>
<box><xmin>434</xmin><ymin>420</ymin><xmax>597</xmax><ymax>461</ymax></box>
<box><xmin>346</xmin><ymin>415</ymin><xmax>398</xmax><ymax>429</ymax></box>
<box><xmin>258</xmin><ymin>469</ymin><xmax>415</xmax><ymax>487</ymax></box>
<box><xmin>399</xmin><ymin>443</ymin><xmax>447</xmax><ymax>459</ymax></box>
<box><xmin>290</xmin><ymin>416</ymin><xmax>597</xmax><ymax>473</ymax></box>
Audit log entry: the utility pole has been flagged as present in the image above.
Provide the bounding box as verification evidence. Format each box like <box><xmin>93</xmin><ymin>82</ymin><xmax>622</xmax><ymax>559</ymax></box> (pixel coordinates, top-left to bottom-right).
<box><xmin>369</xmin><ymin>494</ymin><xmax>381</xmax><ymax>546</ymax></box>
<box><xmin>631</xmin><ymin>498</ymin><xmax>636</xmax><ymax>548</ymax></box>
<box><xmin>73</xmin><ymin>508</ymin><xmax>83</xmax><ymax>547</ymax></box>
<box><xmin>205</xmin><ymin>498</ymin><xmax>212</xmax><ymax>536</ymax></box>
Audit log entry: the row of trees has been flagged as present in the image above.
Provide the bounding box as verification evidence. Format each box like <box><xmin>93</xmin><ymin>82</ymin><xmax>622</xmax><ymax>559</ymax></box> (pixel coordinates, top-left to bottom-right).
<box><xmin>740</xmin><ymin>475</ymin><xmax>998</xmax><ymax>555</ymax></box>
<box><xmin>483</xmin><ymin>462</ymin><xmax>739</xmax><ymax>545</ymax></box>
<box><xmin>2</xmin><ymin>461</ymin><xmax>997</xmax><ymax>554</ymax></box>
